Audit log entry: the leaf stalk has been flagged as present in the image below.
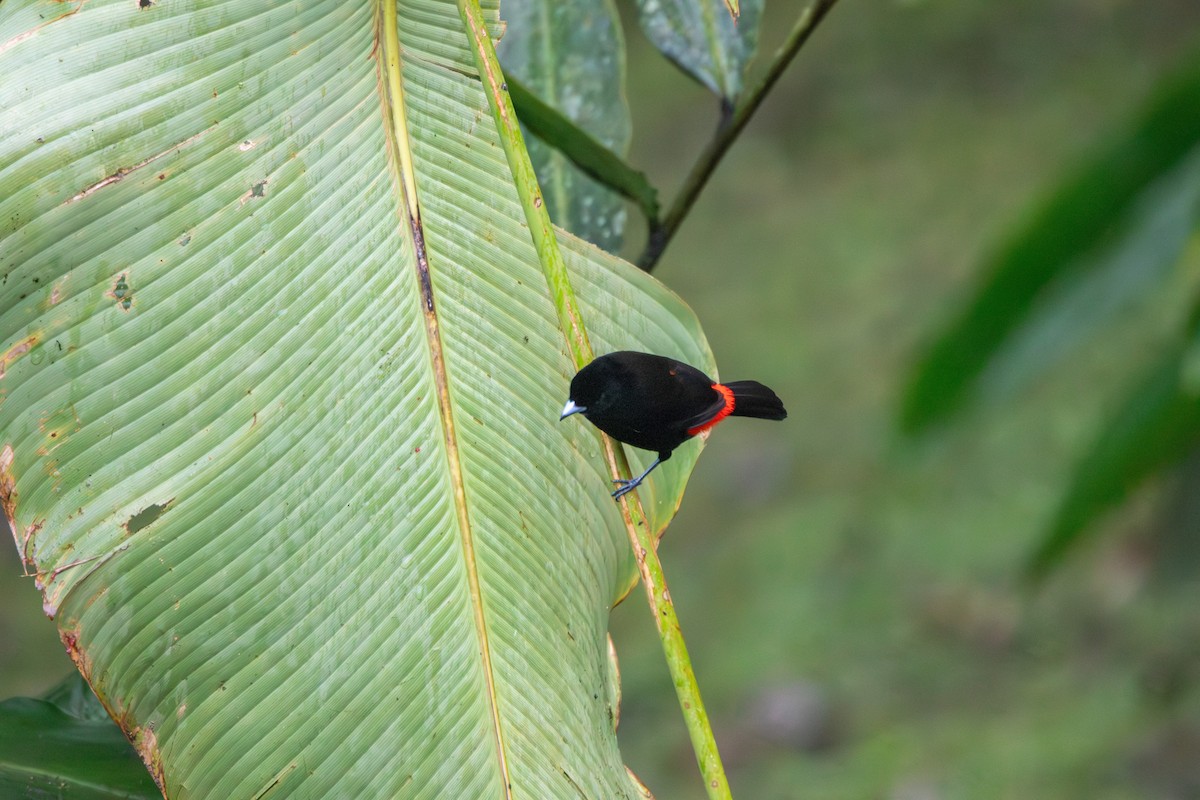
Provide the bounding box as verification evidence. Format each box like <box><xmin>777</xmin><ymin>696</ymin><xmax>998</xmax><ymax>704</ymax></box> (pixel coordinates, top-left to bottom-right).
<box><xmin>639</xmin><ymin>0</ymin><xmax>840</xmax><ymax>271</ymax></box>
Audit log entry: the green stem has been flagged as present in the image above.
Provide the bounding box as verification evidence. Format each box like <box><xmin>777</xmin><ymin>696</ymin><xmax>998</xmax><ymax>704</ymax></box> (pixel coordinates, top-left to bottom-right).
<box><xmin>638</xmin><ymin>0</ymin><xmax>840</xmax><ymax>271</ymax></box>
<box><xmin>459</xmin><ymin>3</ymin><xmax>733</xmax><ymax>799</ymax></box>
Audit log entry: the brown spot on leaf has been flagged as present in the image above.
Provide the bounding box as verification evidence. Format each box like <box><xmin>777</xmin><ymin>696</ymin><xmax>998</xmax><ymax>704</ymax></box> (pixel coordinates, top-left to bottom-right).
<box><xmin>39</xmin><ymin>403</ymin><xmax>81</xmax><ymax>449</ymax></box>
<box><xmin>22</xmin><ymin>518</ymin><xmax>43</xmax><ymax>573</ymax></box>
<box><xmin>0</xmin><ymin>1</ymin><xmax>85</xmax><ymax>56</ymax></box>
<box><xmin>0</xmin><ymin>445</ymin><xmax>18</xmax><ymax>552</ymax></box>
<box><xmin>0</xmin><ymin>335</ymin><xmax>38</xmax><ymax>379</ymax></box>
<box><xmin>132</xmin><ymin>725</ymin><xmax>166</xmax><ymax>793</ymax></box>
<box><xmin>62</xmin><ymin>631</ymin><xmax>80</xmax><ymax>659</ymax></box>
<box><xmin>59</xmin><ymin>628</ymin><xmax>95</xmax><ymax>684</ymax></box>
<box><xmin>47</xmin><ymin>276</ymin><xmax>67</xmax><ymax>307</ymax></box>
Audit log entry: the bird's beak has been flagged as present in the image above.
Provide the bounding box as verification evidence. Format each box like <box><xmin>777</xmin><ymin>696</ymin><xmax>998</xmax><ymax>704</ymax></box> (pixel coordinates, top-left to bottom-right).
<box><xmin>560</xmin><ymin>400</ymin><xmax>586</xmax><ymax>420</ymax></box>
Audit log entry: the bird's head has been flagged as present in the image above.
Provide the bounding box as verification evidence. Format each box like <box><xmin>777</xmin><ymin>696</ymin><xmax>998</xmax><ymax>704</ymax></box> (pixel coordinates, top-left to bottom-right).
<box><xmin>560</xmin><ymin>355</ymin><xmax>625</xmax><ymax>420</ymax></box>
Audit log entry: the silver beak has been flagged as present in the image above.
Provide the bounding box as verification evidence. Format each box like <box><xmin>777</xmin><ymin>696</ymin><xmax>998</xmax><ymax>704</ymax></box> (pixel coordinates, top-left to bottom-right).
<box><xmin>560</xmin><ymin>400</ymin><xmax>586</xmax><ymax>420</ymax></box>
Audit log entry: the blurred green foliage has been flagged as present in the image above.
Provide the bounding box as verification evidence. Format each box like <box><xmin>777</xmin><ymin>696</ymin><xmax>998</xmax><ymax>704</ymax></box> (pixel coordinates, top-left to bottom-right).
<box><xmin>6</xmin><ymin>1</ymin><xmax>1200</xmax><ymax>798</ymax></box>
<box><xmin>900</xmin><ymin>40</ymin><xmax>1200</xmax><ymax>578</ymax></box>
<box><xmin>901</xmin><ymin>47</ymin><xmax>1200</xmax><ymax>437</ymax></box>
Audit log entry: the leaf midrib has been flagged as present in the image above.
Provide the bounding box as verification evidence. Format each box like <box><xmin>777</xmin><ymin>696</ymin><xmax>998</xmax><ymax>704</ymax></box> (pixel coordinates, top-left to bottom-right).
<box><xmin>376</xmin><ymin>2</ymin><xmax>513</xmax><ymax>796</ymax></box>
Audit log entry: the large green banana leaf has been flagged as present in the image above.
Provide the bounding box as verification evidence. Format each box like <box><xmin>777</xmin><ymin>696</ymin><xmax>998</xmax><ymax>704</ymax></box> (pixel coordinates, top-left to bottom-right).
<box><xmin>0</xmin><ymin>0</ymin><xmax>714</xmax><ymax>796</ymax></box>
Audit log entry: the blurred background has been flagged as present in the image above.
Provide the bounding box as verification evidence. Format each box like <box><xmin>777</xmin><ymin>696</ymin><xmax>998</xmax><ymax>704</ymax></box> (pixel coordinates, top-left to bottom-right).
<box><xmin>6</xmin><ymin>0</ymin><xmax>1200</xmax><ymax>797</ymax></box>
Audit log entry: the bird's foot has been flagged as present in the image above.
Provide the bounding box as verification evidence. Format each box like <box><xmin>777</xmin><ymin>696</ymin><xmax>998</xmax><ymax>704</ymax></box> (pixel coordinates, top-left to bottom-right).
<box><xmin>610</xmin><ymin>478</ymin><xmax>642</xmax><ymax>500</ymax></box>
<box><xmin>609</xmin><ymin>457</ymin><xmax>663</xmax><ymax>501</ymax></box>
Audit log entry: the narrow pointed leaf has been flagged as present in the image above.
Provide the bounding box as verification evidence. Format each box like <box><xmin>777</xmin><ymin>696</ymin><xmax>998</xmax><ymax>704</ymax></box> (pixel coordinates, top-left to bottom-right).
<box><xmin>506</xmin><ymin>76</ymin><xmax>659</xmax><ymax>227</ymax></box>
<box><xmin>902</xmin><ymin>47</ymin><xmax>1200</xmax><ymax>435</ymax></box>
<box><xmin>977</xmin><ymin>149</ymin><xmax>1200</xmax><ymax>403</ymax></box>
<box><xmin>1029</xmin><ymin>329</ymin><xmax>1200</xmax><ymax>577</ymax></box>
<box><xmin>0</xmin><ymin>0</ymin><xmax>714</xmax><ymax>796</ymax></box>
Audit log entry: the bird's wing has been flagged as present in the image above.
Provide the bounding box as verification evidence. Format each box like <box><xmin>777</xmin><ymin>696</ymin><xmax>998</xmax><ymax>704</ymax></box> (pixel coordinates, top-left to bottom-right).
<box><xmin>676</xmin><ymin>388</ymin><xmax>728</xmax><ymax>431</ymax></box>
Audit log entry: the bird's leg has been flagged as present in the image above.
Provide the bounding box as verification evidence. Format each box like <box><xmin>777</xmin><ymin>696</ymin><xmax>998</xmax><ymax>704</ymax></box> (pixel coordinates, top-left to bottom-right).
<box><xmin>611</xmin><ymin>457</ymin><xmax>663</xmax><ymax>500</ymax></box>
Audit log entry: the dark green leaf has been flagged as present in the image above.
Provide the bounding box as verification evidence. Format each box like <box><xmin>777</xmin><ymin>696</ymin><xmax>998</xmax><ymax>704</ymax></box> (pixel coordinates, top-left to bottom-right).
<box><xmin>1029</xmin><ymin>332</ymin><xmax>1200</xmax><ymax>578</ymax></box>
<box><xmin>977</xmin><ymin>149</ymin><xmax>1200</xmax><ymax>403</ymax></box>
<box><xmin>634</xmin><ymin>0</ymin><xmax>763</xmax><ymax>103</ymax></box>
<box><xmin>902</xmin><ymin>47</ymin><xmax>1200</xmax><ymax>434</ymax></box>
<box><xmin>0</xmin><ymin>674</ymin><xmax>158</xmax><ymax>799</ymax></box>
<box><xmin>38</xmin><ymin>673</ymin><xmax>112</xmax><ymax>724</ymax></box>
<box><xmin>497</xmin><ymin>0</ymin><xmax>635</xmax><ymax>251</ymax></box>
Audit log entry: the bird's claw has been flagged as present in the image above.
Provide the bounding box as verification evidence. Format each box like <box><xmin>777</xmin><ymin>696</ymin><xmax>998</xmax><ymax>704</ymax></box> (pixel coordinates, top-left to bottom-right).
<box><xmin>609</xmin><ymin>458</ymin><xmax>663</xmax><ymax>500</ymax></box>
<box><xmin>610</xmin><ymin>475</ymin><xmax>640</xmax><ymax>500</ymax></box>
<box><xmin>611</xmin><ymin>482</ymin><xmax>639</xmax><ymax>500</ymax></box>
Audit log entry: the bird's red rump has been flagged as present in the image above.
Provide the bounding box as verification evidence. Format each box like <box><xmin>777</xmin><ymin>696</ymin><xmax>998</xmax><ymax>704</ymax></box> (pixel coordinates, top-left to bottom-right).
<box><xmin>687</xmin><ymin>383</ymin><xmax>736</xmax><ymax>436</ymax></box>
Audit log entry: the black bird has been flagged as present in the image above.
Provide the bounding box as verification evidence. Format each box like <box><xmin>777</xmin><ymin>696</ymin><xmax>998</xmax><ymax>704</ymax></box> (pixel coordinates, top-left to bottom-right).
<box><xmin>561</xmin><ymin>350</ymin><xmax>787</xmax><ymax>499</ymax></box>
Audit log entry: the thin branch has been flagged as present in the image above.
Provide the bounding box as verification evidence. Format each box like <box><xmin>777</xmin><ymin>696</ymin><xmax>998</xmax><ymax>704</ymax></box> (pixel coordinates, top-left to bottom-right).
<box><xmin>639</xmin><ymin>0</ymin><xmax>841</xmax><ymax>272</ymax></box>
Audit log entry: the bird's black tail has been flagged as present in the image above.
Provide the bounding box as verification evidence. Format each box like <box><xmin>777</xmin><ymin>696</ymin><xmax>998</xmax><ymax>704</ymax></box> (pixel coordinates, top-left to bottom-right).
<box><xmin>725</xmin><ymin>380</ymin><xmax>787</xmax><ymax>420</ymax></box>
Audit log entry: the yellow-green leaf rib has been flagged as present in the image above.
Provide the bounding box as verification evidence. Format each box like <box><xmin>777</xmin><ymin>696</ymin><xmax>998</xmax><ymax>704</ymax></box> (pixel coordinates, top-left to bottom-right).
<box><xmin>377</xmin><ymin>1</ymin><xmax>512</xmax><ymax>795</ymax></box>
